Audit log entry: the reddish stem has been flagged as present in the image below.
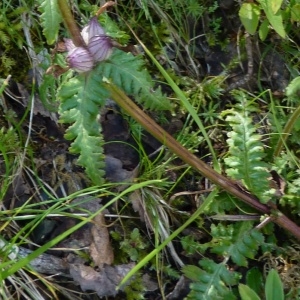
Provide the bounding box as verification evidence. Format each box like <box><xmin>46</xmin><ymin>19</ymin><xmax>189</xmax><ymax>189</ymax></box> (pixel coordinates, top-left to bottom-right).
<box><xmin>105</xmin><ymin>82</ymin><xmax>300</xmax><ymax>241</ymax></box>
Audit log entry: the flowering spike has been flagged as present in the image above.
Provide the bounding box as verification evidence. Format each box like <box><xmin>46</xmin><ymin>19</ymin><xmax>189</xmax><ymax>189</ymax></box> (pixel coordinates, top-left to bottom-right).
<box><xmin>88</xmin><ymin>35</ymin><xmax>113</xmax><ymax>62</ymax></box>
<box><xmin>66</xmin><ymin>16</ymin><xmax>113</xmax><ymax>72</ymax></box>
<box><xmin>67</xmin><ymin>47</ymin><xmax>94</xmax><ymax>73</ymax></box>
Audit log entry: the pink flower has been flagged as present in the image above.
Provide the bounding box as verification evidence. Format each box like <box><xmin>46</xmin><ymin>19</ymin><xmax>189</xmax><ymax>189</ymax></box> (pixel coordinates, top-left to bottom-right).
<box><xmin>88</xmin><ymin>35</ymin><xmax>113</xmax><ymax>62</ymax></box>
<box><xmin>66</xmin><ymin>17</ymin><xmax>113</xmax><ymax>72</ymax></box>
<box><xmin>81</xmin><ymin>17</ymin><xmax>105</xmax><ymax>44</ymax></box>
<box><xmin>67</xmin><ymin>47</ymin><xmax>94</xmax><ymax>73</ymax></box>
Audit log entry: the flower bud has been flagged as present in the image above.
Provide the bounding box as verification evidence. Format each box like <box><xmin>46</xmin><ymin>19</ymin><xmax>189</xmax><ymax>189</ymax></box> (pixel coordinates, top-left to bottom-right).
<box><xmin>88</xmin><ymin>35</ymin><xmax>113</xmax><ymax>62</ymax></box>
<box><xmin>67</xmin><ymin>47</ymin><xmax>94</xmax><ymax>73</ymax></box>
<box><xmin>81</xmin><ymin>17</ymin><xmax>105</xmax><ymax>45</ymax></box>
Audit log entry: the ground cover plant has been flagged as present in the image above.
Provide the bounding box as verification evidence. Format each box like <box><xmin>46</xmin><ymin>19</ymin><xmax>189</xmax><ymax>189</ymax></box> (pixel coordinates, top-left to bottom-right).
<box><xmin>1</xmin><ymin>0</ymin><xmax>300</xmax><ymax>299</ymax></box>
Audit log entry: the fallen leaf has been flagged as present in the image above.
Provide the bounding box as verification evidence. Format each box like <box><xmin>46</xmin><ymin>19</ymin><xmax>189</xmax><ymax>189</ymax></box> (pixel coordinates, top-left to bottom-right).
<box><xmin>89</xmin><ymin>213</ymin><xmax>114</xmax><ymax>266</ymax></box>
<box><xmin>70</xmin><ymin>263</ymin><xmax>135</xmax><ymax>297</ymax></box>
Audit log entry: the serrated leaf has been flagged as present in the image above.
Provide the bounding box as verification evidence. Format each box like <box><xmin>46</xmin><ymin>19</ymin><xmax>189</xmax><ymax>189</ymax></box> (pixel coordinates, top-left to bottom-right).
<box><xmin>96</xmin><ymin>49</ymin><xmax>172</xmax><ymax>111</ymax></box>
<box><xmin>210</xmin><ymin>223</ymin><xmax>264</xmax><ymax>267</ymax></box>
<box><xmin>183</xmin><ymin>259</ymin><xmax>239</xmax><ymax>300</ymax></box>
<box><xmin>239</xmin><ymin>284</ymin><xmax>261</xmax><ymax>300</ymax></box>
<box><xmin>224</xmin><ymin>91</ymin><xmax>272</xmax><ymax>203</ymax></box>
<box><xmin>265</xmin><ymin>269</ymin><xmax>284</xmax><ymax>300</ymax></box>
<box><xmin>239</xmin><ymin>3</ymin><xmax>260</xmax><ymax>34</ymax></box>
<box><xmin>259</xmin><ymin>19</ymin><xmax>269</xmax><ymax>41</ymax></box>
<box><xmin>38</xmin><ymin>0</ymin><xmax>62</xmax><ymax>45</ymax></box>
<box><xmin>58</xmin><ymin>70</ymin><xmax>109</xmax><ymax>185</ymax></box>
<box><xmin>259</xmin><ymin>0</ymin><xmax>285</xmax><ymax>38</ymax></box>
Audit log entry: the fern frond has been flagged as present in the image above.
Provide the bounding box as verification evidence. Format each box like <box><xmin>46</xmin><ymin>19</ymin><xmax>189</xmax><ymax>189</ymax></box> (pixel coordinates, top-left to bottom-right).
<box><xmin>210</xmin><ymin>222</ymin><xmax>264</xmax><ymax>267</ymax></box>
<box><xmin>97</xmin><ymin>49</ymin><xmax>172</xmax><ymax>111</ymax></box>
<box><xmin>183</xmin><ymin>258</ymin><xmax>239</xmax><ymax>300</ymax></box>
<box><xmin>183</xmin><ymin>223</ymin><xmax>263</xmax><ymax>299</ymax></box>
<box><xmin>223</xmin><ymin>91</ymin><xmax>273</xmax><ymax>203</ymax></box>
<box><xmin>37</xmin><ymin>0</ymin><xmax>62</xmax><ymax>45</ymax></box>
<box><xmin>58</xmin><ymin>71</ymin><xmax>108</xmax><ymax>185</ymax></box>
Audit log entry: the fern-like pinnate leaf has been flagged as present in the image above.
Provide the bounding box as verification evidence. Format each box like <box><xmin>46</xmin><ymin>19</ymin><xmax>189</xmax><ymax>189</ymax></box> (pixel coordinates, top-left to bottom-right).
<box><xmin>210</xmin><ymin>222</ymin><xmax>264</xmax><ymax>267</ymax></box>
<box><xmin>97</xmin><ymin>49</ymin><xmax>171</xmax><ymax>111</ymax></box>
<box><xmin>58</xmin><ymin>71</ymin><xmax>108</xmax><ymax>185</ymax></box>
<box><xmin>223</xmin><ymin>91</ymin><xmax>273</xmax><ymax>203</ymax></box>
<box><xmin>183</xmin><ymin>258</ymin><xmax>239</xmax><ymax>300</ymax></box>
<box><xmin>38</xmin><ymin>0</ymin><xmax>62</xmax><ymax>45</ymax></box>
<box><xmin>58</xmin><ymin>46</ymin><xmax>171</xmax><ymax>184</ymax></box>
<box><xmin>183</xmin><ymin>223</ymin><xmax>263</xmax><ymax>299</ymax></box>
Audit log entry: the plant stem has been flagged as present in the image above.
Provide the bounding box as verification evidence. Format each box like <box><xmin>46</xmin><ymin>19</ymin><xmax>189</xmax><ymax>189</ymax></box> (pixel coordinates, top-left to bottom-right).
<box><xmin>104</xmin><ymin>81</ymin><xmax>300</xmax><ymax>241</ymax></box>
<box><xmin>57</xmin><ymin>0</ymin><xmax>85</xmax><ymax>47</ymax></box>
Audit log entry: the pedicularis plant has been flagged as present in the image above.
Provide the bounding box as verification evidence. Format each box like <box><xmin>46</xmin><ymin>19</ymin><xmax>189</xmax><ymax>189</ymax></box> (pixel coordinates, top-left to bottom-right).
<box><xmin>50</xmin><ymin>1</ymin><xmax>171</xmax><ymax>185</ymax></box>
<box><xmin>35</xmin><ymin>0</ymin><xmax>300</xmax><ymax>297</ymax></box>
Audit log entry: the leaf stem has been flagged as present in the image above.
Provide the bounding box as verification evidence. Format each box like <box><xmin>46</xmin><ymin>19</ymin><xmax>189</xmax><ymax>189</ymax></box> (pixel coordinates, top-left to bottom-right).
<box><xmin>104</xmin><ymin>81</ymin><xmax>300</xmax><ymax>241</ymax></box>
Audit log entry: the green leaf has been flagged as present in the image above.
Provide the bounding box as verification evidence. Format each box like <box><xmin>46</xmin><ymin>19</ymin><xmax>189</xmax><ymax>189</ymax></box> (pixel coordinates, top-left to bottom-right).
<box><xmin>265</xmin><ymin>269</ymin><xmax>284</xmax><ymax>300</ymax></box>
<box><xmin>97</xmin><ymin>49</ymin><xmax>171</xmax><ymax>111</ymax></box>
<box><xmin>210</xmin><ymin>223</ymin><xmax>264</xmax><ymax>267</ymax></box>
<box><xmin>239</xmin><ymin>284</ymin><xmax>261</xmax><ymax>300</ymax></box>
<box><xmin>259</xmin><ymin>19</ymin><xmax>269</xmax><ymax>41</ymax></box>
<box><xmin>291</xmin><ymin>4</ymin><xmax>300</xmax><ymax>22</ymax></box>
<box><xmin>286</xmin><ymin>76</ymin><xmax>300</xmax><ymax>98</ymax></box>
<box><xmin>259</xmin><ymin>0</ymin><xmax>286</xmax><ymax>38</ymax></box>
<box><xmin>246</xmin><ymin>267</ymin><xmax>264</xmax><ymax>295</ymax></box>
<box><xmin>183</xmin><ymin>259</ymin><xmax>239</xmax><ymax>300</ymax></box>
<box><xmin>37</xmin><ymin>0</ymin><xmax>62</xmax><ymax>44</ymax></box>
<box><xmin>223</xmin><ymin>91</ymin><xmax>273</xmax><ymax>203</ymax></box>
<box><xmin>58</xmin><ymin>71</ymin><xmax>108</xmax><ymax>185</ymax></box>
<box><xmin>182</xmin><ymin>264</ymin><xmax>204</xmax><ymax>282</ymax></box>
<box><xmin>39</xmin><ymin>74</ymin><xmax>58</xmax><ymax>112</ymax></box>
<box><xmin>267</xmin><ymin>0</ymin><xmax>283</xmax><ymax>14</ymax></box>
<box><xmin>239</xmin><ymin>3</ymin><xmax>261</xmax><ymax>34</ymax></box>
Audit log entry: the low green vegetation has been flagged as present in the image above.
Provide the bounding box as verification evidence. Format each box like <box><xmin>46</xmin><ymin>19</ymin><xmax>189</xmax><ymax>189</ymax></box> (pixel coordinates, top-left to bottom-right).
<box><xmin>1</xmin><ymin>0</ymin><xmax>300</xmax><ymax>299</ymax></box>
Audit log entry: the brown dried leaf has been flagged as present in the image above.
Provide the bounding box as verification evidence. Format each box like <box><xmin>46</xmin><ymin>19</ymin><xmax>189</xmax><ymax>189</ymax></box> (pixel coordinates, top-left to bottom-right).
<box><xmin>89</xmin><ymin>213</ymin><xmax>114</xmax><ymax>266</ymax></box>
<box><xmin>69</xmin><ymin>263</ymin><xmax>135</xmax><ymax>297</ymax></box>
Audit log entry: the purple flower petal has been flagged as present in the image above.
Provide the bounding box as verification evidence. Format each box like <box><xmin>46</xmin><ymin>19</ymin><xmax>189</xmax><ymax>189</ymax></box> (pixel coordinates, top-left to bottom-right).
<box><xmin>64</xmin><ymin>38</ymin><xmax>76</xmax><ymax>51</ymax></box>
<box><xmin>81</xmin><ymin>17</ymin><xmax>105</xmax><ymax>44</ymax></box>
<box><xmin>88</xmin><ymin>35</ymin><xmax>113</xmax><ymax>62</ymax></box>
<box><xmin>67</xmin><ymin>47</ymin><xmax>94</xmax><ymax>72</ymax></box>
